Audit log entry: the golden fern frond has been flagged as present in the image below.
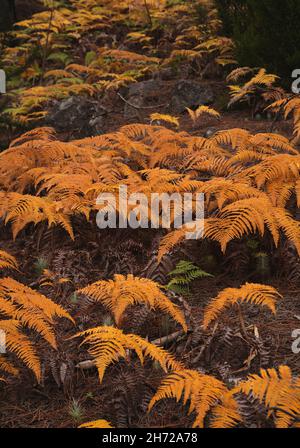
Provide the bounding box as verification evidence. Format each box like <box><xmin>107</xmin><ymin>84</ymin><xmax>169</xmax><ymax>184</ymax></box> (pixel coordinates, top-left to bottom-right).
<box><xmin>200</xmin><ymin>178</ymin><xmax>264</xmax><ymax>209</ymax></box>
<box><xmin>209</xmin><ymin>392</ymin><xmax>242</xmax><ymax>428</ymax></box>
<box><xmin>77</xmin><ymin>274</ymin><xmax>187</xmax><ymax>331</ymax></box>
<box><xmin>0</xmin><ymin>356</ymin><xmax>19</xmax><ymax>377</ymax></box>
<box><xmin>9</xmin><ymin>127</ymin><xmax>56</xmax><ymax>147</ymax></box>
<box><xmin>266</xmin><ymin>181</ymin><xmax>294</xmax><ymax>207</ymax></box>
<box><xmin>157</xmin><ymin>218</ymin><xmax>219</xmax><ymax>261</ymax></box>
<box><xmin>250</xmin><ymin>154</ymin><xmax>300</xmax><ymax>188</ymax></box>
<box><xmin>283</xmin><ymin>97</ymin><xmax>300</xmax><ymax>120</ymax></box>
<box><xmin>101</xmin><ymin>48</ymin><xmax>159</xmax><ymax>64</ymax></box>
<box><xmin>246</xmin><ymin>68</ymin><xmax>279</xmax><ymax>88</ymax></box>
<box><xmin>44</xmin><ymin>69</ymin><xmax>76</xmax><ymax>80</ymax></box>
<box><xmin>148</xmin><ymin>369</ymin><xmax>241</xmax><ymax>428</ymax></box>
<box><xmin>273</xmin><ymin>208</ymin><xmax>300</xmax><ymax>255</ymax></box>
<box><xmin>120</xmin><ymin>123</ymin><xmax>154</xmax><ymax>139</ymax></box>
<box><xmin>150</xmin><ymin>113</ymin><xmax>179</xmax><ymax>127</ymax></box>
<box><xmin>226</xmin><ymin>67</ymin><xmax>254</xmax><ymax>83</ymax></box>
<box><xmin>3</xmin><ymin>193</ymin><xmax>74</xmax><ymax>240</ymax></box>
<box><xmin>211</xmin><ymin>128</ymin><xmax>250</xmax><ymax>151</ymax></box>
<box><xmin>170</xmin><ymin>49</ymin><xmax>200</xmax><ymax>60</ymax></box>
<box><xmin>228</xmin><ymin>84</ymin><xmax>252</xmax><ymax>107</ymax></box>
<box><xmin>190</xmin><ymin>155</ymin><xmax>233</xmax><ymax>177</ymax></box>
<box><xmin>265</xmin><ymin>98</ymin><xmax>289</xmax><ymax>114</ymax></box>
<box><xmin>0</xmin><ymin>277</ymin><xmax>74</xmax><ymax>348</ymax></box>
<box><xmin>79</xmin><ymin>419</ymin><xmax>113</xmax><ymax>428</ymax></box>
<box><xmin>187</xmin><ymin>105</ymin><xmax>220</xmax><ymax>123</ymax></box>
<box><xmin>228</xmin><ymin>69</ymin><xmax>279</xmax><ymax>107</ymax></box>
<box><xmin>203</xmin><ymin>283</ymin><xmax>281</xmax><ymax>329</ymax></box>
<box><xmin>149</xmin><ymin>142</ymin><xmax>191</xmax><ymax>168</ymax></box>
<box><xmin>280</xmin><ymin>96</ymin><xmax>300</xmax><ymax>140</ymax></box>
<box><xmin>74</xmin><ymin>326</ymin><xmax>183</xmax><ymax>382</ymax></box>
<box><xmin>228</xmin><ymin>149</ymin><xmax>268</xmax><ymax>164</ymax></box>
<box><xmin>233</xmin><ymin>366</ymin><xmax>300</xmax><ymax>428</ymax></box>
<box><xmin>34</xmin><ymin>172</ymin><xmax>92</xmax><ymax>200</ymax></box>
<box><xmin>249</xmin><ymin>133</ymin><xmax>298</xmax><ymax>155</ymax></box>
<box><xmin>201</xmin><ymin>198</ymin><xmax>300</xmax><ymax>254</ymax></box>
<box><xmin>0</xmin><ymin>319</ymin><xmax>41</xmax><ymax>381</ymax></box>
<box><xmin>0</xmin><ymin>250</ymin><xmax>18</xmax><ymax>271</ymax></box>
<box><xmin>206</xmin><ymin>197</ymin><xmax>281</xmax><ymax>252</ymax></box>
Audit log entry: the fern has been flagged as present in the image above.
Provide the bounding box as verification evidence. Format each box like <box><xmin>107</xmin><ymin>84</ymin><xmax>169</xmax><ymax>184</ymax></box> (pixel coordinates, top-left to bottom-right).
<box><xmin>148</xmin><ymin>369</ymin><xmax>241</xmax><ymax>428</ymax></box>
<box><xmin>2</xmin><ymin>193</ymin><xmax>74</xmax><ymax>240</ymax></box>
<box><xmin>0</xmin><ymin>250</ymin><xmax>18</xmax><ymax>271</ymax></box>
<box><xmin>268</xmin><ymin>95</ymin><xmax>300</xmax><ymax>142</ymax></box>
<box><xmin>233</xmin><ymin>366</ymin><xmax>300</xmax><ymax>428</ymax></box>
<box><xmin>0</xmin><ymin>277</ymin><xmax>74</xmax><ymax>381</ymax></box>
<box><xmin>203</xmin><ymin>283</ymin><xmax>281</xmax><ymax>329</ymax></box>
<box><xmin>186</xmin><ymin>105</ymin><xmax>220</xmax><ymax>123</ymax></box>
<box><xmin>166</xmin><ymin>260</ymin><xmax>213</xmax><ymax>294</ymax></box>
<box><xmin>73</xmin><ymin>326</ymin><xmax>183</xmax><ymax>382</ymax></box>
<box><xmin>79</xmin><ymin>419</ymin><xmax>113</xmax><ymax>428</ymax></box>
<box><xmin>77</xmin><ymin>274</ymin><xmax>187</xmax><ymax>331</ymax></box>
<box><xmin>0</xmin><ymin>319</ymin><xmax>41</xmax><ymax>381</ymax></box>
<box><xmin>150</xmin><ymin>114</ymin><xmax>179</xmax><ymax>127</ymax></box>
<box><xmin>228</xmin><ymin>68</ymin><xmax>279</xmax><ymax>109</ymax></box>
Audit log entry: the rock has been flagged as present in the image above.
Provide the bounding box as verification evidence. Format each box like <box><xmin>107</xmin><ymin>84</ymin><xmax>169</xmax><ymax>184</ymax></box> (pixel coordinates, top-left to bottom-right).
<box><xmin>123</xmin><ymin>79</ymin><xmax>163</xmax><ymax>120</ymax></box>
<box><xmin>152</xmin><ymin>67</ymin><xmax>174</xmax><ymax>81</ymax></box>
<box><xmin>127</xmin><ymin>79</ymin><xmax>162</xmax><ymax>98</ymax></box>
<box><xmin>88</xmin><ymin>116</ymin><xmax>104</xmax><ymax>134</ymax></box>
<box><xmin>124</xmin><ymin>96</ymin><xmax>144</xmax><ymax>120</ymax></box>
<box><xmin>204</xmin><ymin>129</ymin><xmax>215</xmax><ymax>138</ymax></box>
<box><xmin>169</xmin><ymin>80</ymin><xmax>214</xmax><ymax>114</ymax></box>
<box><xmin>46</xmin><ymin>96</ymin><xmax>106</xmax><ymax>136</ymax></box>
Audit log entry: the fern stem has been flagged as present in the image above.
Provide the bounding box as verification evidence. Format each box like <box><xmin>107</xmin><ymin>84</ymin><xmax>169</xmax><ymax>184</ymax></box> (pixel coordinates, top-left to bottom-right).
<box><xmin>236</xmin><ymin>302</ymin><xmax>249</xmax><ymax>341</ymax></box>
<box><xmin>40</xmin><ymin>0</ymin><xmax>55</xmax><ymax>82</ymax></box>
<box><xmin>143</xmin><ymin>0</ymin><xmax>153</xmax><ymax>27</ymax></box>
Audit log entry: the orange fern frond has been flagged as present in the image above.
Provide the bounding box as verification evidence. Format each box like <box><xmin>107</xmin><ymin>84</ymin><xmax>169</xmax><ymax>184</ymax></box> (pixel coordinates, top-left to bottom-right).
<box><xmin>203</xmin><ymin>283</ymin><xmax>281</xmax><ymax>329</ymax></box>
<box><xmin>148</xmin><ymin>369</ymin><xmax>241</xmax><ymax>428</ymax></box>
<box><xmin>0</xmin><ymin>356</ymin><xmax>19</xmax><ymax>377</ymax></box>
<box><xmin>150</xmin><ymin>113</ymin><xmax>179</xmax><ymax>127</ymax></box>
<box><xmin>77</xmin><ymin>274</ymin><xmax>187</xmax><ymax>331</ymax></box>
<box><xmin>233</xmin><ymin>366</ymin><xmax>300</xmax><ymax>428</ymax></box>
<box><xmin>79</xmin><ymin>419</ymin><xmax>113</xmax><ymax>428</ymax></box>
<box><xmin>187</xmin><ymin>105</ymin><xmax>220</xmax><ymax>123</ymax></box>
<box><xmin>74</xmin><ymin>326</ymin><xmax>183</xmax><ymax>382</ymax></box>
<box><xmin>0</xmin><ymin>319</ymin><xmax>41</xmax><ymax>381</ymax></box>
<box><xmin>0</xmin><ymin>250</ymin><xmax>18</xmax><ymax>271</ymax></box>
<box><xmin>0</xmin><ymin>277</ymin><xmax>74</xmax><ymax>349</ymax></box>
<box><xmin>2</xmin><ymin>193</ymin><xmax>74</xmax><ymax>240</ymax></box>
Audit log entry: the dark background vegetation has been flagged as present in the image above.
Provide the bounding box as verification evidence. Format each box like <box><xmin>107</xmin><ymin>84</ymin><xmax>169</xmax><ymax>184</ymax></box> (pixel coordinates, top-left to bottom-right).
<box><xmin>215</xmin><ymin>0</ymin><xmax>300</xmax><ymax>82</ymax></box>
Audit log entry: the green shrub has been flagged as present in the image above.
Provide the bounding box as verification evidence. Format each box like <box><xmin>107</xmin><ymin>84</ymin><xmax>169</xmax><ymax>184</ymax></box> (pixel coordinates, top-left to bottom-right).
<box><xmin>215</xmin><ymin>0</ymin><xmax>300</xmax><ymax>82</ymax></box>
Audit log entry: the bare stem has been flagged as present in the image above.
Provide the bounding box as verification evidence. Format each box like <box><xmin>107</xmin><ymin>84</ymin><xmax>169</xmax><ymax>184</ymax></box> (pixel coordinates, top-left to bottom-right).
<box><xmin>40</xmin><ymin>1</ymin><xmax>55</xmax><ymax>82</ymax></box>
<box><xmin>143</xmin><ymin>0</ymin><xmax>153</xmax><ymax>27</ymax></box>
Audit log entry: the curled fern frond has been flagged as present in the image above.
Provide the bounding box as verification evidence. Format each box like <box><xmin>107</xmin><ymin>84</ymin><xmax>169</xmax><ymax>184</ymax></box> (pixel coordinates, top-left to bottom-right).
<box><xmin>79</xmin><ymin>419</ymin><xmax>113</xmax><ymax>428</ymax></box>
<box><xmin>233</xmin><ymin>366</ymin><xmax>300</xmax><ymax>428</ymax></box>
<box><xmin>0</xmin><ymin>250</ymin><xmax>18</xmax><ymax>271</ymax></box>
<box><xmin>77</xmin><ymin>274</ymin><xmax>187</xmax><ymax>331</ymax></box>
<box><xmin>203</xmin><ymin>283</ymin><xmax>281</xmax><ymax>329</ymax></box>
<box><xmin>0</xmin><ymin>319</ymin><xmax>41</xmax><ymax>381</ymax></box>
<box><xmin>148</xmin><ymin>369</ymin><xmax>241</xmax><ymax>428</ymax></box>
<box><xmin>74</xmin><ymin>326</ymin><xmax>183</xmax><ymax>382</ymax></box>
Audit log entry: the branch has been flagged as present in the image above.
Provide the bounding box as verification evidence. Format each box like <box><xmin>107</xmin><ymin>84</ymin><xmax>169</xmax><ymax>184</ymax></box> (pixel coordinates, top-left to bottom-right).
<box><xmin>117</xmin><ymin>92</ymin><xmax>167</xmax><ymax>110</ymax></box>
<box><xmin>76</xmin><ymin>329</ymin><xmax>187</xmax><ymax>370</ymax></box>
